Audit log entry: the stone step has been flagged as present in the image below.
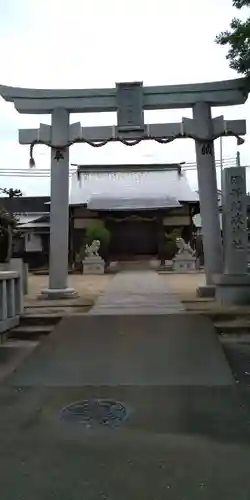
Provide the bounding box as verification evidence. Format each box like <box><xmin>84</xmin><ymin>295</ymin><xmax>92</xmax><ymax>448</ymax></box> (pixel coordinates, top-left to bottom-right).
<box><xmin>2</xmin><ymin>339</ymin><xmax>40</xmax><ymax>348</ymax></box>
<box><xmin>116</xmin><ymin>261</ymin><xmax>160</xmax><ymax>271</ymax></box>
<box><xmin>8</xmin><ymin>325</ymin><xmax>53</xmax><ymax>340</ymax></box>
<box><xmin>20</xmin><ymin>313</ymin><xmax>62</xmax><ymax>326</ymax></box>
<box><xmin>214</xmin><ymin>320</ymin><xmax>250</xmax><ymax>334</ymax></box>
<box><xmin>219</xmin><ymin>333</ymin><xmax>250</xmax><ymax>344</ymax></box>
<box><xmin>185</xmin><ymin>309</ymin><xmax>250</xmax><ymax>322</ymax></box>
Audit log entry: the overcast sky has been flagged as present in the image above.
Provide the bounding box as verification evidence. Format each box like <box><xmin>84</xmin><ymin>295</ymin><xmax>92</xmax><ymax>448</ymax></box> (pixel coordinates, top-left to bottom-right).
<box><xmin>0</xmin><ymin>0</ymin><xmax>249</xmax><ymax>195</ymax></box>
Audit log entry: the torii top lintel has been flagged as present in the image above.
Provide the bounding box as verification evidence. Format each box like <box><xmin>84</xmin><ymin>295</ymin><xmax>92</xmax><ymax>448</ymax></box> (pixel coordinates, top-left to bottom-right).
<box><xmin>0</xmin><ymin>78</ymin><xmax>248</xmax><ymax>114</ymax></box>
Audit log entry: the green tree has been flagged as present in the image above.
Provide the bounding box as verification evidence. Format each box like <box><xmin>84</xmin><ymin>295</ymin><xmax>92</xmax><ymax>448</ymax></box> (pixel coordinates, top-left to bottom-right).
<box><xmin>0</xmin><ymin>188</ymin><xmax>22</xmax><ymax>199</ymax></box>
<box><xmin>85</xmin><ymin>220</ymin><xmax>110</xmax><ymax>248</ymax></box>
<box><xmin>164</xmin><ymin>228</ymin><xmax>182</xmax><ymax>261</ymax></box>
<box><xmin>0</xmin><ymin>208</ymin><xmax>17</xmax><ymax>262</ymax></box>
<box><xmin>216</xmin><ymin>1</ymin><xmax>250</xmax><ymax>76</ymax></box>
<box><xmin>0</xmin><ymin>188</ymin><xmax>23</xmax><ymax>262</ymax></box>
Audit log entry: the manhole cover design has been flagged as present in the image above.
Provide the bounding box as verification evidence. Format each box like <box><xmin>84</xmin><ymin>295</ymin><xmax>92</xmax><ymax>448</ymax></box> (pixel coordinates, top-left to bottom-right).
<box><xmin>60</xmin><ymin>399</ymin><xmax>128</xmax><ymax>428</ymax></box>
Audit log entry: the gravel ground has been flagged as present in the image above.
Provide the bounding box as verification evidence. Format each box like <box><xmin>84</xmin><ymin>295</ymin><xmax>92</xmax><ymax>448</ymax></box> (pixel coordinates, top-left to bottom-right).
<box><xmin>160</xmin><ymin>272</ymin><xmax>206</xmax><ymax>299</ymax></box>
<box><xmin>26</xmin><ymin>274</ymin><xmax>114</xmax><ymax>301</ymax></box>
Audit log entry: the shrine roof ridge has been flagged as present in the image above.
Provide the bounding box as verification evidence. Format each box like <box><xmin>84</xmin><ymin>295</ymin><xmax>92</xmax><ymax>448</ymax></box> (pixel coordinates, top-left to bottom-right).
<box><xmin>74</xmin><ymin>163</ymin><xmax>182</xmax><ymax>173</ymax></box>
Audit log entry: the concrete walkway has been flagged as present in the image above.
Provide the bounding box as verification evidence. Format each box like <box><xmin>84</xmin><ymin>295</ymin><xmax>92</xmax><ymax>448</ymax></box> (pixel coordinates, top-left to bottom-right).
<box><xmin>2</xmin><ymin>315</ymin><xmax>250</xmax><ymax>499</ymax></box>
<box><xmin>7</xmin><ymin>315</ymin><xmax>233</xmax><ymax>387</ymax></box>
<box><xmin>89</xmin><ymin>271</ymin><xmax>185</xmax><ymax>315</ymax></box>
<box><xmin>2</xmin><ymin>271</ymin><xmax>249</xmax><ymax>499</ymax></box>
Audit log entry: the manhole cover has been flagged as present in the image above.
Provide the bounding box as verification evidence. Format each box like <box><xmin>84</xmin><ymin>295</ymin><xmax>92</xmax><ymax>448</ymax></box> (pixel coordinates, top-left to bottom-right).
<box><xmin>60</xmin><ymin>399</ymin><xmax>128</xmax><ymax>428</ymax></box>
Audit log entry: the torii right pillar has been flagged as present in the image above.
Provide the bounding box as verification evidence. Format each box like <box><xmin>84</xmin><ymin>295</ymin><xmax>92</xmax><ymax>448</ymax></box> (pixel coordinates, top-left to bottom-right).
<box><xmin>193</xmin><ymin>102</ymin><xmax>223</xmax><ymax>293</ymax></box>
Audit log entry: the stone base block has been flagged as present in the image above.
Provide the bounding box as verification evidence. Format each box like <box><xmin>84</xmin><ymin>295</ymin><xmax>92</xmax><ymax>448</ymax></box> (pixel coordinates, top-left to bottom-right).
<box><xmin>196</xmin><ymin>285</ymin><xmax>216</xmax><ymax>298</ymax></box>
<box><xmin>165</xmin><ymin>260</ymin><xmax>173</xmax><ymax>270</ymax></box>
<box><xmin>40</xmin><ymin>288</ymin><xmax>78</xmax><ymax>300</ymax></box>
<box><xmin>173</xmin><ymin>256</ymin><xmax>196</xmax><ymax>273</ymax></box>
<box><xmin>214</xmin><ymin>274</ymin><xmax>250</xmax><ymax>305</ymax></box>
<box><xmin>83</xmin><ymin>257</ymin><xmax>105</xmax><ymax>275</ymax></box>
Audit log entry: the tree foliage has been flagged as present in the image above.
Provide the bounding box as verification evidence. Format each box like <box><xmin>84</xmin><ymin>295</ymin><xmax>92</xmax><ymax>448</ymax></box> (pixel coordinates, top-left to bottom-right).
<box><xmin>85</xmin><ymin>220</ymin><xmax>110</xmax><ymax>248</ymax></box>
<box><xmin>234</xmin><ymin>1</ymin><xmax>250</xmax><ymax>7</ymax></box>
<box><xmin>164</xmin><ymin>228</ymin><xmax>182</xmax><ymax>260</ymax></box>
<box><xmin>216</xmin><ymin>0</ymin><xmax>250</xmax><ymax>76</ymax></box>
<box><xmin>0</xmin><ymin>188</ymin><xmax>22</xmax><ymax>199</ymax></box>
<box><xmin>0</xmin><ymin>188</ymin><xmax>23</xmax><ymax>262</ymax></box>
<box><xmin>0</xmin><ymin>209</ymin><xmax>16</xmax><ymax>263</ymax></box>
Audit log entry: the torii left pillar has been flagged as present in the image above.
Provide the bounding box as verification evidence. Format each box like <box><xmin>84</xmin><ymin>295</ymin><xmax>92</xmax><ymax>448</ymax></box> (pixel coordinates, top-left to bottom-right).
<box><xmin>40</xmin><ymin>108</ymin><xmax>77</xmax><ymax>298</ymax></box>
<box><xmin>18</xmin><ymin>108</ymin><xmax>77</xmax><ymax>298</ymax></box>
<box><xmin>19</xmin><ymin>112</ymin><xmax>82</xmax><ymax>297</ymax></box>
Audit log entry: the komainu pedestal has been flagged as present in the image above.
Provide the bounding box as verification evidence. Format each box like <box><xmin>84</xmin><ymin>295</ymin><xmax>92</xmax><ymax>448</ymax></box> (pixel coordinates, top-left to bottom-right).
<box><xmin>83</xmin><ymin>256</ymin><xmax>105</xmax><ymax>275</ymax></box>
<box><xmin>173</xmin><ymin>253</ymin><xmax>196</xmax><ymax>272</ymax></box>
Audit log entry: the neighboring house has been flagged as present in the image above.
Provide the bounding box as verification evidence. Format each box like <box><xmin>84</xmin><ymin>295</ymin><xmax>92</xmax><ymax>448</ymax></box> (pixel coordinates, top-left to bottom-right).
<box><xmin>0</xmin><ymin>196</ymin><xmax>50</xmax><ymax>269</ymax></box>
<box><xmin>193</xmin><ymin>191</ymin><xmax>250</xmax><ymax>234</ymax></box>
<box><xmin>69</xmin><ymin>163</ymin><xmax>200</xmax><ymax>261</ymax></box>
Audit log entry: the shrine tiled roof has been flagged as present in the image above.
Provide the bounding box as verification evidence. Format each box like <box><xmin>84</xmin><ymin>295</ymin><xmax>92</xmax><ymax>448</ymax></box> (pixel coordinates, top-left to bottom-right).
<box><xmin>69</xmin><ymin>164</ymin><xmax>199</xmax><ymax>210</ymax></box>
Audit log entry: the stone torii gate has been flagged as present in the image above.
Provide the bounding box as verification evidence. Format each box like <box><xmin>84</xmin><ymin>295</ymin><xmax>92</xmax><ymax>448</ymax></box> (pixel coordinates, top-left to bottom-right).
<box><xmin>0</xmin><ymin>79</ymin><xmax>248</xmax><ymax>298</ymax></box>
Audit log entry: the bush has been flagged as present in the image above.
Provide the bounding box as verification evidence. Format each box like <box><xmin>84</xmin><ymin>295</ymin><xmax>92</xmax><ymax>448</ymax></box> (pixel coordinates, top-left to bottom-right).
<box><xmin>164</xmin><ymin>228</ymin><xmax>182</xmax><ymax>260</ymax></box>
<box><xmin>86</xmin><ymin>220</ymin><xmax>110</xmax><ymax>246</ymax></box>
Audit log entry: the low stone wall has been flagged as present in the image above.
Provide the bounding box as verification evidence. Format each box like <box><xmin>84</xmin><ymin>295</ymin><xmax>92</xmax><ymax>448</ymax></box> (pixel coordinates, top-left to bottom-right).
<box><xmin>0</xmin><ymin>258</ymin><xmax>28</xmax><ymax>295</ymax></box>
<box><xmin>0</xmin><ymin>271</ymin><xmax>23</xmax><ymax>335</ymax></box>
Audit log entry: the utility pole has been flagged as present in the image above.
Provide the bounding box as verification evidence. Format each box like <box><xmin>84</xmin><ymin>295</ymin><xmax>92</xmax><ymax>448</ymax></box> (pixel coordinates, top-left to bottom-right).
<box><xmin>220</xmin><ymin>136</ymin><xmax>223</xmax><ymax>192</ymax></box>
<box><xmin>236</xmin><ymin>150</ymin><xmax>241</xmax><ymax>167</ymax></box>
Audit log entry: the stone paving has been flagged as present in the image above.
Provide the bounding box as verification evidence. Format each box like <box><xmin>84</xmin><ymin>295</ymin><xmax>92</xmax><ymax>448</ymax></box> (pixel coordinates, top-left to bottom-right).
<box><xmin>89</xmin><ymin>270</ymin><xmax>185</xmax><ymax>315</ymax></box>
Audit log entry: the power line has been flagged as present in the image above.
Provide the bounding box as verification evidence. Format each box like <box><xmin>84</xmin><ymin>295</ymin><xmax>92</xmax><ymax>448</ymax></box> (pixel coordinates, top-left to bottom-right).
<box><xmin>0</xmin><ymin>157</ymin><xmax>246</xmax><ymax>178</ymax></box>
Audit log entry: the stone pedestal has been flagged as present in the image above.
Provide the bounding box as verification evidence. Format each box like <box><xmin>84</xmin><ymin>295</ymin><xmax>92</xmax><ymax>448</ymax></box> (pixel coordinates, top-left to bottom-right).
<box><xmin>173</xmin><ymin>253</ymin><xmax>196</xmax><ymax>272</ymax></box>
<box><xmin>83</xmin><ymin>257</ymin><xmax>105</xmax><ymax>275</ymax></box>
<box><xmin>196</xmin><ymin>285</ymin><xmax>216</xmax><ymax>298</ymax></box>
<box><xmin>215</xmin><ymin>167</ymin><xmax>250</xmax><ymax>305</ymax></box>
<box><xmin>40</xmin><ymin>288</ymin><xmax>78</xmax><ymax>300</ymax></box>
<box><xmin>215</xmin><ymin>274</ymin><xmax>250</xmax><ymax>305</ymax></box>
<box><xmin>165</xmin><ymin>260</ymin><xmax>173</xmax><ymax>271</ymax></box>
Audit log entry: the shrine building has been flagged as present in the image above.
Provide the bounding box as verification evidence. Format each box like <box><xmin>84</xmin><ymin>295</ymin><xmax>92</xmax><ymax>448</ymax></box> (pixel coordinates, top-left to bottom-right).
<box><xmin>69</xmin><ymin>163</ymin><xmax>200</xmax><ymax>261</ymax></box>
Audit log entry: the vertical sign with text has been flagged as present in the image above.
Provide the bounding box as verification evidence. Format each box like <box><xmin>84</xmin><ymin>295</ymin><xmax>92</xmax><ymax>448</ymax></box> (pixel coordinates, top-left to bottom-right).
<box><xmin>116</xmin><ymin>82</ymin><xmax>144</xmax><ymax>134</ymax></box>
<box><xmin>223</xmin><ymin>167</ymin><xmax>248</xmax><ymax>274</ymax></box>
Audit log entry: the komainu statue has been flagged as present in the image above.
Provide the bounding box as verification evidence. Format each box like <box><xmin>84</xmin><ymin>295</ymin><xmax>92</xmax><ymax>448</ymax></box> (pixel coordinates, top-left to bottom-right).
<box><xmin>85</xmin><ymin>239</ymin><xmax>101</xmax><ymax>257</ymax></box>
<box><xmin>176</xmin><ymin>237</ymin><xmax>195</xmax><ymax>257</ymax></box>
